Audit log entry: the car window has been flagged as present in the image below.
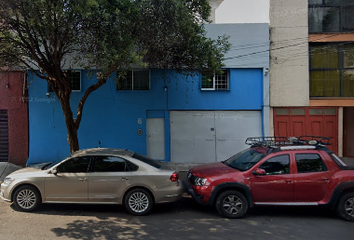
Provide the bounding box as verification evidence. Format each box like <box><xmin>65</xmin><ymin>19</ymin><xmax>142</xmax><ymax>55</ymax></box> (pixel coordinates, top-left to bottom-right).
<box><xmin>93</xmin><ymin>156</ymin><xmax>129</xmax><ymax>172</ymax></box>
<box><xmin>224</xmin><ymin>149</ymin><xmax>266</xmax><ymax>171</ymax></box>
<box><xmin>43</xmin><ymin>158</ymin><xmax>68</xmax><ymax>170</ymax></box>
<box><xmin>126</xmin><ymin>160</ymin><xmax>139</xmax><ymax>171</ymax></box>
<box><xmin>57</xmin><ymin>157</ymin><xmax>90</xmax><ymax>173</ymax></box>
<box><xmin>295</xmin><ymin>153</ymin><xmax>328</xmax><ymax>173</ymax></box>
<box><xmin>132</xmin><ymin>153</ymin><xmax>161</xmax><ymax>169</ymax></box>
<box><xmin>259</xmin><ymin>155</ymin><xmax>290</xmax><ymax>175</ymax></box>
<box><xmin>330</xmin><ymin>153</ymin><xmax>348</xmax><ymax>169</ymax></box>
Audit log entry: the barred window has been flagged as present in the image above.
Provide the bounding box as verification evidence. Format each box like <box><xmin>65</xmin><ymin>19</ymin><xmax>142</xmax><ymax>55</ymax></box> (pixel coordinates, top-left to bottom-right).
<box><xmin>201</xmin><ymin>70</ymin><xmax>229</xmax><ymax>90</ymax></box>
<box><xmin>310</xmin><ymin>43</ymin><xmax>354</xmax><ymax>97</ymax></box>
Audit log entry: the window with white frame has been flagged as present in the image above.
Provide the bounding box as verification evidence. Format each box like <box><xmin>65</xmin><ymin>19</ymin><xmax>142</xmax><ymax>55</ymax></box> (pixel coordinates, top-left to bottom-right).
<box><xmin>48</xmin><ymin>71</ymin><xmax>81</xmax><ymax>92</ymax></box>
<box><xmin>201</xmin><ymin>70</ymin><xmax>229</xmax><ymax>90</ymax></box>
<box><xmin>116</xmin><ymin>70</ymin><xmax>150</xmax><ymax>90</ymax></box>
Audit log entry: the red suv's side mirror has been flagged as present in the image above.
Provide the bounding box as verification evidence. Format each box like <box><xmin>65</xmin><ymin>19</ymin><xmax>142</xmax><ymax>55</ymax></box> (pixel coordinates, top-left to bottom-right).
<box><xmin>253</xmin><ymin>168</ymin><xmax>266</xmax><ymax>176</ymax></box>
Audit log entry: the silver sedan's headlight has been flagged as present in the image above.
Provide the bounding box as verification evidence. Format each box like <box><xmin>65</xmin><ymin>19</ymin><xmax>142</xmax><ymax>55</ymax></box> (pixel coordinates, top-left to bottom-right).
<box><xmin>3</xmin><ymin>177</ymin><xmax>14</xmax><ymax>185</ymax></box>
<box><xmin>194</xmin><ymin>177</ymin><xmax>207</xmax><ymax>186</ymax></box>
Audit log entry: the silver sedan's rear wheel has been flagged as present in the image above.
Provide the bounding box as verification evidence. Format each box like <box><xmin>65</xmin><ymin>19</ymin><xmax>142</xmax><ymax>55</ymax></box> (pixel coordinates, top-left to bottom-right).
<box><xmin>216</xmin><ymin>190</ymin><xmax>248</xmax><ymax>218</ymax></box>
<box><xmin>124</xmin><ymin>188</ymin><xmax>153</xmax><ymax>216</ymax></box>
<box><xmin>13</xmin><ymin>185</ymin><xmax>41</xmax><ymax>212</ymax></box>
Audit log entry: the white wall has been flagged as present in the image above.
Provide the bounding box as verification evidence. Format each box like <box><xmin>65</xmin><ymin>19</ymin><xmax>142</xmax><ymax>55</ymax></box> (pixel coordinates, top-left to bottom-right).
<box><xmin>215</xmin><ymin>0</ymin><xmax>270</xmax><ymax>23</ymax></box>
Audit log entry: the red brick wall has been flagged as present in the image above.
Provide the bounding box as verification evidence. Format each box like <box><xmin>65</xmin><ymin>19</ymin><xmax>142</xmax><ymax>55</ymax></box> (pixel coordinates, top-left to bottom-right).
<box><xmin>0</xmin><ymin>71</ymin><xmax>28</xmax><ymax>166</ymax></box>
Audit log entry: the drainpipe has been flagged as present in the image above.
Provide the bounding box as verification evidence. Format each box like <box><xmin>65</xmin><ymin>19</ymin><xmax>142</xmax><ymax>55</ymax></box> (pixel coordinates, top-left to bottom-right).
<box><xmin>22</xmin><ymin>71</ymin><xmax>27</xmax><ymax>102</ymax></box>
<box><xmin>263</xmin><ymin>67</ymin><xmax>270</xmax><ymax>137</ymax></box>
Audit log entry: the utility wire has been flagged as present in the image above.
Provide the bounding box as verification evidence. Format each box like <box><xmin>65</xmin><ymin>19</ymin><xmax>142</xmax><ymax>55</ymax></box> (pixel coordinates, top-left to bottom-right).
<box><xmin>224</xmin><ymin>33</ymin><xmax>344</xmax><ymax>61</ymax></box>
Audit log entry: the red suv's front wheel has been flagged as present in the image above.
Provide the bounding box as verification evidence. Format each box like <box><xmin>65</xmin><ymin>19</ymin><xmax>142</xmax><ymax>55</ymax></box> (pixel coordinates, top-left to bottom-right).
<box><xmin>216</xmin><ymin>190</ymin><xmax>248</xmax><ymax>218</ymax></box>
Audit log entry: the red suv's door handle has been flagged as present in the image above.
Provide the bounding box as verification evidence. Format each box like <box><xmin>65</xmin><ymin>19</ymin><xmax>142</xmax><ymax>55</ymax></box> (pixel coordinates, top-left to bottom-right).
<box><xmin>320</xmin><ymin>178</ymin><xmax>330</xmax><ymax>182</ymax></box>
<box><xmin>285</xmin><ymin>180</ymin><xmax>292</xmax><ymax>184</ymax></box>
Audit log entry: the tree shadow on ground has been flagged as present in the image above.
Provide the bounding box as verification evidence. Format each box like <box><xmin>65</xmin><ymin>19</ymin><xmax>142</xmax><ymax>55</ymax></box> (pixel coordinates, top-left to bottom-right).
<box><xmin>45</xmin><ymin>197</ymin><xmax>350</xmax><ymax>240</ymax></box>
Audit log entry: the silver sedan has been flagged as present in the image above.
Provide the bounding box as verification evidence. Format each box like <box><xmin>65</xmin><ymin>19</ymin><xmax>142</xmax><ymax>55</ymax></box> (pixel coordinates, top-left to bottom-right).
<box><xmin>0</xmin><ymin>148</ymin><xmax>183</xmax><ymax>215</ymax></box>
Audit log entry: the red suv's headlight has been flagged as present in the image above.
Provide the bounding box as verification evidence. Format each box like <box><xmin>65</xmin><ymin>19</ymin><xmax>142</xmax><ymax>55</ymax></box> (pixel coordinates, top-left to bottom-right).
<box><xmin>195</xmin><ymin>177</ymin><xmax>207</xmax><ymax>186</ymax></box>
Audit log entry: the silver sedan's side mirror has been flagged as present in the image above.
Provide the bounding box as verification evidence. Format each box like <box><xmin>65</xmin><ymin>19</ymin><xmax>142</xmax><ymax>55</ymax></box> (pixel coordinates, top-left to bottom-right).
<box><xmin>51</xmin><ymin>169</ymin><xmax>58</xmax><ymax>175</ymax></box>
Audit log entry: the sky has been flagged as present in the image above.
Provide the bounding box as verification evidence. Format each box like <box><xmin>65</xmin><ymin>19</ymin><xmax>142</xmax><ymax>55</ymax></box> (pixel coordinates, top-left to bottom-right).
<box><xmin>215</xmin><ymin>0</ymin><xmax>270</xmax><ymax>24</ymax></box>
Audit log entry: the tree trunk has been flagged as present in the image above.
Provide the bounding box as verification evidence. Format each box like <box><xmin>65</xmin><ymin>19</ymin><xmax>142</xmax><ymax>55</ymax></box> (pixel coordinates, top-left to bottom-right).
<box><xmin>59</xmin><ymin>95</ymin><xmax>79</xmax><ymax>153</ymax></box>
<box><xmin>52</xmin><ymin>75</ymin><xmax>108</xmax><ymax>154</ymax></box>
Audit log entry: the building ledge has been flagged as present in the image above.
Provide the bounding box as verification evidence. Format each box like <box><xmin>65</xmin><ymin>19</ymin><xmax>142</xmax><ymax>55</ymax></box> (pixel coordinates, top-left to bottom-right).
<box><xmin>309</xmin><ymin>33</ymin><xmax>354</xmax><ymax>42</ymax></box>
<box><xmin>310</xmin><ymin>99</ymin><xmax>354</xmax><ymax>107</ymax></box>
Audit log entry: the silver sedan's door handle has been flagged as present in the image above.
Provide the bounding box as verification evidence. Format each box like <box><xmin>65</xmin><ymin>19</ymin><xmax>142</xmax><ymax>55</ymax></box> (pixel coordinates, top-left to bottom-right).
<box><xmin>78</xmin><ymin>178</ymin><xmax>87</xmax><ymax>182</ymax></box>
<box><xmin>120</xmin><ymin>177</ymin><xmax>129</xmax><ymax>181</ymax></box>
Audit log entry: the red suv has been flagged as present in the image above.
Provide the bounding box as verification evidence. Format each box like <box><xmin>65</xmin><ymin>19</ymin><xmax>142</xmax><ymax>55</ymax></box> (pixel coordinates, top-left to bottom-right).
<box><xmin>184</xmin><ymin>136</ymin><xmax>354</xmax><ymax>221</ymax></box>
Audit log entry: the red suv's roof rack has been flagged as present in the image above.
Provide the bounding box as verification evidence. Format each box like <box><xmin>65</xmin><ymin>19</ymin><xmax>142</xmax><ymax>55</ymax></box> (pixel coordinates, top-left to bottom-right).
<box><xmin>245</xmin><ymin>137</ymin><xmax>290</xmax><ymax>147</ymax></box>
<box><xmin>245</xmin><ymin>136</ymin><xmax>331</xmax><ymax>148</ymax></box>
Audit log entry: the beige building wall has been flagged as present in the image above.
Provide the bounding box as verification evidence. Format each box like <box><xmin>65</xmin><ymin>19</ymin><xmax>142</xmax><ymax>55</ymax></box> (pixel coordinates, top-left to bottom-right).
<box><xmin>209</xmin><ymin>0</ymin><xmax>224</xmax><ymax>23</ymax></box>
<box><xmin>269</xmin><ymin>0</ymin><xmax>309</xmax><ymax>107</ymax></box>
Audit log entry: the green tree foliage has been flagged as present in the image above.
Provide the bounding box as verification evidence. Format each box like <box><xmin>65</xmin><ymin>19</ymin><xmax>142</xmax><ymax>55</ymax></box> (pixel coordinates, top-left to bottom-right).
<box><xmin>0</xmin><ymin>0</ymin><xmax>230</xmax><ymax>153</ymax></box>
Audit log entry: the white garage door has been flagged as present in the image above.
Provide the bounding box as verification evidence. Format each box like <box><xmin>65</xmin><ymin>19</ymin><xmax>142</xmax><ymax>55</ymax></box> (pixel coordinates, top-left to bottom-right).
<box><xmin>170</xmin><ymin>111</ymin><xmax>262</xmax><ymax>163</ymax></box>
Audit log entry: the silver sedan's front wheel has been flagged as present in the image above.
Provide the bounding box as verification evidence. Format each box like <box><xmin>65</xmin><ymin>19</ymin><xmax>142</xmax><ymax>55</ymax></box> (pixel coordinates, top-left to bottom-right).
<box><xmin>13</xmin><ymin>185</ymin><xmax>41</xmax><ymax>212</ymax></box>
<box><xmin>124</xmin><ymin>188</ymin><xmax>153</xmax><ymax>216</ymax></box>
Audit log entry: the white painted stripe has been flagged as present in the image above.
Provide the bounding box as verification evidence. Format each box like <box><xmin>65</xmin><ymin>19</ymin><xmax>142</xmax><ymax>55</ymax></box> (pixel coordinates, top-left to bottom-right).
<box><xmin>255</xmin><ymin>202</ymin><xmax>318</xmax><ymax>206</ymax></box>
<box><xmin>280</xmin><ymin>146</ymin><xmax>316</xmax><ymax>150</ymax></box>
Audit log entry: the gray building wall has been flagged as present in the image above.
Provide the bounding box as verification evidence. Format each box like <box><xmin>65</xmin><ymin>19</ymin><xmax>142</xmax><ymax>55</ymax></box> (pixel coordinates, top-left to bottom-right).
<box><xmin>269</xmin><ymin>0</ymin><xmax>309</xmax><ymax>107</ymax></box>
<box><xmin>205</xmin><ymin>23</ymin><xmax>270</xmax><ymax>136</ymax></box>
<box><xmin>205</xmin><ymin>23</ymin><xmax>269</xmax><ymax>69</ymax></box>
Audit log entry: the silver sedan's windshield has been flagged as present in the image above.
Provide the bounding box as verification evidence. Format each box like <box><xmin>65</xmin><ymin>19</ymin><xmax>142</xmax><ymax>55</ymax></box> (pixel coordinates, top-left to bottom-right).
<box><xmin>42</xmin><ymin>158</ymin><xmax>67</xmax><ymax>170</ymax></box>
<box><xmin>224</xmin><ymin>149</ymin><xmax>266</xmax><ymax>171</ymax></box>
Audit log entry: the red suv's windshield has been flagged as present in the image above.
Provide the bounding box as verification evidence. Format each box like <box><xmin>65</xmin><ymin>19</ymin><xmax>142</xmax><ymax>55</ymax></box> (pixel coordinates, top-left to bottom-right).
<box><xmin>223</xmin><ymin>148</ymin><xmax>266</xmax><ymax>171</ymax></box>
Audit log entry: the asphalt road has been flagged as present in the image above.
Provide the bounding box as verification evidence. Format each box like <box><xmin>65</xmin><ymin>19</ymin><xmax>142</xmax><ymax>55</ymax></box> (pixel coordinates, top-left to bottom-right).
<box><xmin>0</xmin><ymin>195</ymin><xmax>353</xmax><ymax>240</ymax></box>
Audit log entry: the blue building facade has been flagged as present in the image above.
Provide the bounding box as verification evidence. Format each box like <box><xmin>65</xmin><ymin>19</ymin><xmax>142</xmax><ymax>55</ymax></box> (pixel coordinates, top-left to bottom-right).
<box><xmin>27</xmin><ymin>23</ymin><xmax>270</xmax><ymax>165</ymax></box>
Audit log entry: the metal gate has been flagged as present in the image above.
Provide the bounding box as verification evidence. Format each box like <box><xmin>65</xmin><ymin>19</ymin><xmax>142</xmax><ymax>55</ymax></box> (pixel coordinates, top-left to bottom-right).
<box><xmin>170</xmin><ymin>111</ymin><xmax>262</xmax><ymax>163</ymax></box>
<box><xmin>0</xmin><ymin>110</ymin><xmax>8</xmax><ymax>162</ymax></box>
<box><xmin>274</xmin><ymin>107</ymin><xmax>338</xmax><ymax>154</ymax></box>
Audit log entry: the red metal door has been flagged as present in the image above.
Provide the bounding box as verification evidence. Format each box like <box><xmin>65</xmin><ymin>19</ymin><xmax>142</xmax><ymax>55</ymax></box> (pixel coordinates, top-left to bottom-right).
<box><xmin>274</xmin><ymin>108</ymin><xmax>338</xmax><ymax>154</ymax></box>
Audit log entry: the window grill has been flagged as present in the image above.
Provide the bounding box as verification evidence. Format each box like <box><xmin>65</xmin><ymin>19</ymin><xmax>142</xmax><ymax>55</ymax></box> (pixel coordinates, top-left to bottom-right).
<box><xmin>201</xmin><ymin>70</ymin><xmax>229</xmax><ymax>90</ymax></box>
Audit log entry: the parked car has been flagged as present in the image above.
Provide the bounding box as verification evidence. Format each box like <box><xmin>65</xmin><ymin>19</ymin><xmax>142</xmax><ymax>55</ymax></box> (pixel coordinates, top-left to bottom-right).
<box><xmin>0</xmin><ymin>148</ymin><xmax>182</xmax><ymax>215</ymax></box>
<box><xmin>0</xmin><ymin>162</ymin><xmax>22</xmax><ymax>184</ymax></box>
<box><xmin>184</xmin><ymin>136</ymin><xmax>354</xmax><ymax>221</ymax></box>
